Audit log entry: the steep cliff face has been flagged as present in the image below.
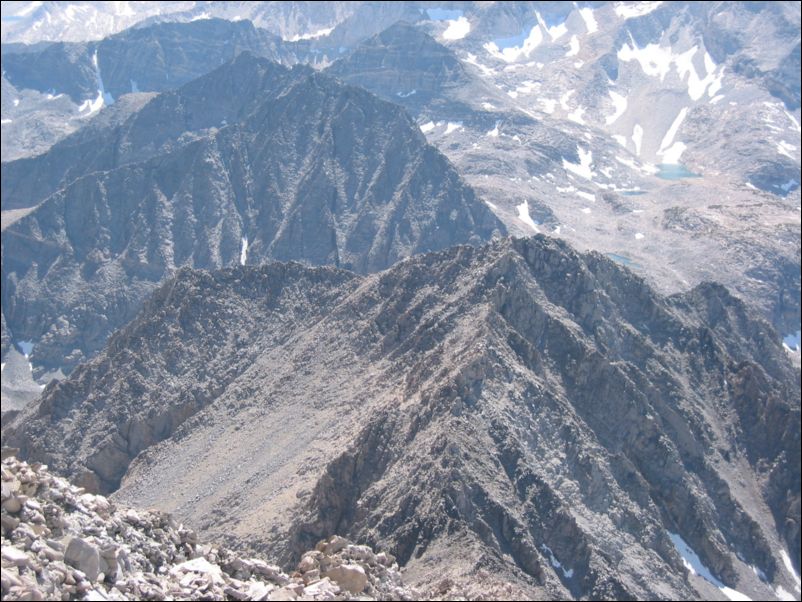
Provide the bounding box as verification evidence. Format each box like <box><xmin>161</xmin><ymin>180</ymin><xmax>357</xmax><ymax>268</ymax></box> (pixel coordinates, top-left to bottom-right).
<box><xmin>1</xmin><ymin>52</ymin><xmax>503</xmax><ymax>374</ymax></box>
<box><xmin>5</xmin><ymin>236</ymin><xmax>799</xmax><ymax>599</ymax></box>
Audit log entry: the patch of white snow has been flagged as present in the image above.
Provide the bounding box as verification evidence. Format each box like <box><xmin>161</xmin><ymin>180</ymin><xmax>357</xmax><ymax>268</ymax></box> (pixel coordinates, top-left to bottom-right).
<box><xmin>484</xmin><ymin>25</ymin><xmax>544</xmax><ymax>63</ymax></box>
<box><xmin>563</xmin><ymin>147</ymin><xmax>593</xmax><ymax>180</ymax></box>
<box><xmin>541</xmin><ymin>544</ymin><xmax>574</xmax><ymax>579</ymax></box>
<box><xmin>668</xmin><ymin>532</ymin><xmax>752</xmax><ymax>602</ymax></box>
<box><xmin>443</xmin><ymin>17</ymin><xmax>471</xmax><ymax>40</ymax></box>
<box><xmin>606</xmin><ymin>90</ymin><xmax>628</xmax><ymax>125</ymax></box>
<box><xmin>615</xmin><ymin>2</ymin><xmax>664</xmax><ymax>18</ymax></box>
<box><xmin>657</xmin><ymin>107</ymin><xmax>688</xmax><ymax>164</ymax></box>
<box><xmin>240</xmin><ymin>236</ymin><xmax>248</xmax><ymax>266</ymax></box>
<box><xmin>565</xmin><ymin>35</ymin><xmax>580</xmax><ymax>57</ymax></box>
<box><xmin>567</xmin><ymin>106</ymin><xmax>586</xmax><ymax>124</ymax></box>
<box><xmin>287</xmin><ymin>27</ymin><xmax>334</xmax><ymax>42</ymax></box>
<box><xmin>777</xmin><ymin>141</ymin><xmax>797</xmax><ymax>160</ymax></box>
<box><xmin>517</xmin><ymin>200</ymin><xmax>539</xmax><ymax>232</ymax></box>
<box><xmin>632</xmin><ymin>124</ymin><xmax>643</xmax><ymax>156</ymax></box>
<box><xmin>578</xmin><ymin>7</ymin><xmax>597</xmax><ymax>33</ymax></box>
<box><xmin>444</xmin><ymin>122</ymin><xmax>463</xmax><ymax>135</ymax></box>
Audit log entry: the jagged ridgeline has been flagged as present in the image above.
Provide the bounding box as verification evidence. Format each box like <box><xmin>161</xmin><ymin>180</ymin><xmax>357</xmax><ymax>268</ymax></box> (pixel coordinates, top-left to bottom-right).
<box><xmin>0</xmin><ymin>52</ymin><xmax>504</xmax><ymax>374</ymax></box>
<box><xmin>4</xmin><ymin>236</ymin><xmax>799</xmax><ymax>600</ymax></box>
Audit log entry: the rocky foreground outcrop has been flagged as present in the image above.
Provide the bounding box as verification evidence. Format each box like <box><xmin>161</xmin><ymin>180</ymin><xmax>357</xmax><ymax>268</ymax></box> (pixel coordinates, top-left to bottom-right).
<box><xmin>0</xmin><ymin>451</ymin><xmax>417</xmax><ymax>601</ymax></box>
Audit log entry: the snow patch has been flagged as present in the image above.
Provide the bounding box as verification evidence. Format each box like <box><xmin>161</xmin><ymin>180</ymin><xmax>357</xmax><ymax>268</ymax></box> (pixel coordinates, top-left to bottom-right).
<box><xmin>13</xmin><ymin>98</ymin><xmax>20</xmax><ymax>106</ymax></box>
<box><xmin>634</xmin><ymin>232</ymin><xmax>644</xmax><ymax>240</ymax></box>
<box><xmin>463</xmin><ymin>53</ymin><xmax>495</xmax><ymax>76</ymax></box>
<box><xmin>748</xmin><ymin>564</ymin><xmax>768</xmax><ymax>583</ymax></box>
<box><xmin>613</xmin><ymin>134</ymin><xmax>627</xmax><ymax>147</ymax></box>
<box><xmin>78</xmin><ymin>92</ymin><xmax>104</xmax><ymax>115</ymax></box>
<box><xmin>563</xmin><ymin>147</ymin><xmax>593</xmax><ymax>180</ymax></box>
<box><xmin>540</xmin><ymin>99</ymin><xmax>557</xmax><ymax>114</ymax></box>
<box><xmin>443</xmin><ymin>17</ymin><xmax>471</xmax><ymax>40</ymax></box>
<box><xmin>240</xmin><ymin>236</ymin><xmax>248</xmax><ymax>266</ymax></box>
<box><xmin>777</xmin><ymin>141</ymin><xmax>797</xmax><ymax>160</ymax></box>
<box><xmin>615</xmin><ymin>2</ymin><xmax>664</xmax><ymax>18</ymax></box>
<box><xmin>517</xmin><ymin>200</ymin><xmax>539</xmax><ymax>232</ymax></box>
<box><xmin>485</xmin><ymin>25</ymin><xmax>543</xmax><ymax>62</ymax></box>
<box><xmin>397</xmin><ymin>90</ymin><xmax>416</xmax><ymax>98</ymax></box>
<box><xmin>560</xmin><ymin>90</ymin><xmax>574</xmax><ymax>111</ymax></box>
<box><xmin>567</xmin><ymin>106</ymin><xmax>585</xmax><ymax>124</ymax></box>
<box><xmin>287</xmin><ymin>27</ymin><xmax>334</xmax><ymax>42</ymax></box>
<box><xmin>581</xmin><ymin>207</ymin><xmax>592</xmax><ymax>214</ymax></box>
<box><xmin>657</xmin><ymin>108</ymin><xmax>688</xmax><ymax>164</ymax></box>
<box><xmin>487</xmin><ymin>121</ymin><xmax>501</xmax><ymax>137</ymax></box>
<box><xmin>668</xmin><ymin>532</ymin><xmax>752</xmax><ymax>602</ymax></box>
<box><xmin>784</xmin><ymin>111</ymin><xmax>801</xmax><ymax>133</ymax></box>
<box><xmin>618</xmin><ymin>40</ymin><xmax>675</xmax><ymax>80</ymax></box>
<box><xmin>565</xmin><ymin>35</ymin><xmax>580</xmax><ymax>57</ymax></box>
<box><xmin>782</xmin><ymin>331</ymin><xmax>801</xmax><ymax>352</ymax></box>
<box><xmin>616</xmin><ymin>156</ymin><xmax>659</xmax><ymax>175</ymax></box>
<box><xmin>482</xmin><ymin>102</ymin><xmax>495</xmax><ymax>110</ymax></box>
<box><xmin>1</xmin><ymin>119</ymin><xmax>12</xmax><ymax>125</ymax></box>
<box><xmin>606</xmin><ymin>91</ymin><xmax>628</xmax><ymax>125</ymax></box>
<box><xmin>674</xmin><ymin>47</ymin><xmax>723</xmax><ymax>101</ymax></box>
<box><xmin>659</xmin><ymin>141</ymin><xmax>687</xmax><ymax>164</ymax></box>
<box><xmin>775</xmin><ymin>586</ymin><xmax>796</xmax><ymax>601</ymax></box>
<box><xmin>89</xmin><ymin>49</ymin><xmax>113</xmax><ymax>112</ymax></box>
<box><xmin>578</xmin><ymin>7</ymin><xmax>597</xmax><ymax>33</ymax></box>
<box><xmin>419</xmin><ymin>121</ymin><xmax>435</xmax><ymax>133</ymax></box>
<box><xmin>780</xmin><ymin>549</ymin><xmax>801</xmax><ymax>593</ymax></box>
<box><xmin>537</xmin><ymin>13</ymin><xmax>567</xmax><ymax>41</ymax></box>
<box><xmin>541</xmin><ymin>544</ymin><xmax>574</xmax><ymax>579</ymax></box>
<box><xmin>444</xmin><ymin>122</ymin><xmax>463</xmax><ymax>135</ymax></box>
<box><xmin>632</xmin><ymin>124</ymin><xmax>643</xmax><ymax>156</ymax></box>
<box><xmin>576</xmin><ymin>190</ymin><xmax>595</xmax><ymax>202</ymax></box>
<box><xmin>485</xmin><ymin>200</ymin><xmax>498</xmax><ymax>210</ymax></box>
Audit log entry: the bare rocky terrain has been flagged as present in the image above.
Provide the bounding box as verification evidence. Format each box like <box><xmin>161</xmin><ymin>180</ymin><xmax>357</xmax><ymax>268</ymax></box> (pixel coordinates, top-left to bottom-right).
<box><xmin>1</xmin><ymin>52</ymin><xmax>503</xmax><ymax>376</ymax></box>
<box><xmin>1</xmin><ymin>3</ymin><xmax>800</xmax><ymax>601</ymax></box>
<box><xmin>4</xmin><ymin>235</ymin><xmax>800</xmax><ymax>599</ymax></box>
<box><xmin>1</xmin><ymin>452</ymin><xmax>419</xmax><ymax>601</ymax></box>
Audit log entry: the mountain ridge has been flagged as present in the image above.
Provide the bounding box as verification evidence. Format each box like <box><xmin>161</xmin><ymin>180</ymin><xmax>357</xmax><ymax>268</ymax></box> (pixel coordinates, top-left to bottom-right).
<box><xmin>5</xmin><ymin>234</ymin><xmax>799</xmax><ymax>599</ymax></box>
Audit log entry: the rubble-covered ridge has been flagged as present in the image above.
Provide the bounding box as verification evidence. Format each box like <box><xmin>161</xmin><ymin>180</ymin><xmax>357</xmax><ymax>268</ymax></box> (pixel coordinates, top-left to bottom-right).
<box><xmin>0</xmin><ymin>451</ymin><xmax>418</xmax><ymax>601</ymax></box>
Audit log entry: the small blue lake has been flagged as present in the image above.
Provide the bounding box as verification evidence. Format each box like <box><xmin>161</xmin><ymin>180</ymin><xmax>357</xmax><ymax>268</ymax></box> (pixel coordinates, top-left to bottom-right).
<box><xmin>606</xmin><ymin>253</ymin><xmax>642</xmax><ymax>269</ymax></box>
<box><xmin>656</xmin><ymin>164</ymin><xmax>700</xmax><ymax>180</ymax></box>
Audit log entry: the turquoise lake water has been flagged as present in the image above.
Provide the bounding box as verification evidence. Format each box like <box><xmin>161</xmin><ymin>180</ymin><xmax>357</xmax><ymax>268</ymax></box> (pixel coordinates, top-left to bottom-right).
<box><xmin>656</xmin><ymin>164</ymin><xmax>700</xmax><ymax>180</ymax></box>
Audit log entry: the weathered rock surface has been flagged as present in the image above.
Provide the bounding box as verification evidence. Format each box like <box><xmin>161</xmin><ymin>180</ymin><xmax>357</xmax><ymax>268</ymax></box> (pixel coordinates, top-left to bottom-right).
<box><xmin>4</xmin><ymin>235</ymin><xmax>800</xmax><ymax>599</ymax></box>
<box><xmin>0</xmin><ymin>453</ymin><xmax>418</xmax><ymax>601</ymax></box>
<box><xmin>1</xmin><ymin>51</ymin><xmax>503</xmax><ymax>375</ymax></box>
